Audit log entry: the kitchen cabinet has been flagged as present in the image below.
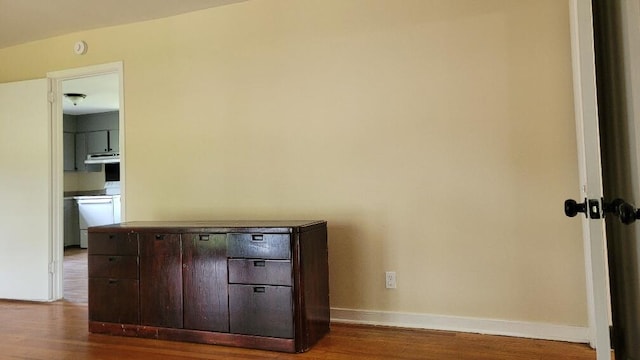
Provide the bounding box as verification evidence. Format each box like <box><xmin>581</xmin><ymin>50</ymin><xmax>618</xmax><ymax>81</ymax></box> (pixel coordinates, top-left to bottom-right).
<box><xmin>86</xmin><ymin>130</ymin><xmax>118</xmax><ymax>154</ymax></box>
<box><xmin>65</xmin><ymin>112</ymin><xmax>119</xmax><ymax>172</ymax></box>
<box><xmin>88</xmin><ymin>221</ymin><xmax>329</xmax><ymax>353</ymax></box>
<box><xmin>108</xmin><ymin>130</ymin><xmax>119</xmax><ymax>153</ymax></box>
<box><xmin>63</xmin><ymin>133</ymin><xmax>75</xmax><ymax>171</ymax></box>
<box><xmin>74</xmin><ymin>132</ymin><xmax>113</xmax><ymax>172</ymax></box>
<box><xmin>74</xmin><ymin>133</ymin><xmax>87</xmax><ymax>172</ymax></box>
<box><xmin>63</xmin><ymin>198</ymin><xmax>79</xmax><ymax>247</ymax></box>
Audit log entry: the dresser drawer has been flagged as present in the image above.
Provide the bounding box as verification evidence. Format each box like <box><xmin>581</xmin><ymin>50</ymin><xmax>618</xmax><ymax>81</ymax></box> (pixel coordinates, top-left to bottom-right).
<box><xmin>228</xmin><ymin>259</ymin><xmax>292</xmax><ymax>286</ymax></box>
<box><xmin>227</xmin><ymin>233</ymin><xmax>290</xmax><ymax>259</ymax></box>
<box><xmin>89</xmin><ymin>255</ymin><xmax>139</xmax><ymax>279</ymax></box>
<box><xmin>89</xmin><ymin>278</ymin><xmax>140</xmax><ymax>324</ymax></box>
<box><xmin>89</xmin><ymin>232</ymin><xmax>138</xmax><ymax>255</ymax></box>
<box><xmin>229</xmin><ymin>284</ymin><xmax>293</xmax><ymax>339</ymax></box>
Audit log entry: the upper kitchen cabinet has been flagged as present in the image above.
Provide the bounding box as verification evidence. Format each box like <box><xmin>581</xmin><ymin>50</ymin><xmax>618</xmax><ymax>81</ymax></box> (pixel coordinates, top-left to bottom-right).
<box><xmin>87</xmin><ymin>131</ymin><xmax>108</xmax><ymax>154</ymax></box>
<box><xmin>63</xmin><ymin>114</ymin><xmax>78</xmax><ymax>171</ymax></box>
<box><xmin>78</xmin><ymin>111</ymin><xmax>120</xmax><ymax>154</ymax></box>
<box><xmin>78</xmin><ymin>112</ymin><xmax>119</xmax><ymax>155</ymax></box>
<box><xmin>63</xmin><ymin>132</ymin><xmax>75</xmax><ymax>171</ymax></box>
<box><xmin>86</xmin><ymin>130</ymin><xmax>118</xmax><ymax>154</ymax></box>
<box><xmin>75</xmin><ymin>132</ymin><xmax>88</xmax><ymax>172</ymax></box>
<box><xmin>64</xmin><ymin>111</ymin><xmax>119</xmax><ymax>172</ymax></box>
<box><xmin>109</xmin><ymin>130</ymin><xmax>119</xmax><ymax>154</ymax></box>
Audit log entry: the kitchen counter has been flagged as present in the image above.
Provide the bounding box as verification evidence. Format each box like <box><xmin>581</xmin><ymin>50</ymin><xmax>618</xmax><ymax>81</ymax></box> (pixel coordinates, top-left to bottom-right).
<box><xmin>64</xmin><ymin>190</ymin><xmax>106</xmax><ymax>198</ymax></box>
<box><xmin>73</xmin><ymin>195</ymin><xmax>115</xmax><ymax>200</ymax></box>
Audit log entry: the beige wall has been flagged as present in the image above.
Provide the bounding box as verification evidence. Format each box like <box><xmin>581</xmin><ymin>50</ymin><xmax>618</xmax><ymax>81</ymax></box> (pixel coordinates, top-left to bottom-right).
<box><xmin>64</xmin><ymin>171</ymin><xmax>105</xmax><ymax>192</ymax></box>
<box><xmin>0</xmin><ymin>0</ymin><xmax>586</xmax><ymax>326</ymax></box>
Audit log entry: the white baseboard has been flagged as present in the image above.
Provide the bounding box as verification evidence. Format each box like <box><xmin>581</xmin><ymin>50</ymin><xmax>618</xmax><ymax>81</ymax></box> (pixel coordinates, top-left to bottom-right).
<box><xmin>330</xmin><ymin>308</ymin><xmax>591</xmax><ymax>344</ymax></box>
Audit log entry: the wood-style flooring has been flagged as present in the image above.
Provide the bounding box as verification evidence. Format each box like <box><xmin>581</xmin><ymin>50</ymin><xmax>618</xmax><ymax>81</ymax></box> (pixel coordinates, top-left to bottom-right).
<box><xmin>0</xmin><ymin>249</ymin><xmax>598</xmax><ymax>359</ymax></box>
<box><xmin>63</xmin><ymin>247</ymin><xmax>87</xmax><ymax>303</ymax></box>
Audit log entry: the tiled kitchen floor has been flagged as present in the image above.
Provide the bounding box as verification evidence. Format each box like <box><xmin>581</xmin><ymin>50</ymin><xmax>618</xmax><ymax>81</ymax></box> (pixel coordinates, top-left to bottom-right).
<box><xmin>64</xmin><ymin>247</ymin><xmax>88</xmax><ymax>303</ymax></box>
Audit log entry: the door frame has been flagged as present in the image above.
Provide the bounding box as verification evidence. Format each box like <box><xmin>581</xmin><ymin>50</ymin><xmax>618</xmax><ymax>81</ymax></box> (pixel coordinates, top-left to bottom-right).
<box><xmin>569</xmin><ymin>0</ymin><xmax>611</xmax><ymax>358</ymax></box>
<box><xmin>47</xmin><ymin>61</ymin><xmax>125</xmax><ymax>300</ymax></box>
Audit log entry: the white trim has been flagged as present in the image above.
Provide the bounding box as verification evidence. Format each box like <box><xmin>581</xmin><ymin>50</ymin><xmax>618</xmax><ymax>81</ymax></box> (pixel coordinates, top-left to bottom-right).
<box><xmin>331</xmin><ymin>308</ymin><xmax>590</xmax><ymax>344</ymax></box>
<box><xmin>568</xmin><ymin>1</ymin><xmax>612</xmax><ymax>358</ymax></box>
<box><xmin>47</xmin><ymin>61</ymin><xmax>125</xmax><ymax>301</ymax></box>
<box><xmin>48</xmin><ymin>77</ymin><xmax>62</xmax><ymax>301</ymax></box>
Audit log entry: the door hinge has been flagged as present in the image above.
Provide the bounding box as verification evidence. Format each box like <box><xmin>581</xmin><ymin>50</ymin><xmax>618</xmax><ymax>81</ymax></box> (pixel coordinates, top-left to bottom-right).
<box><xmin>47</xmin><ymin>92</ymin><xmax>55</xmax><ymax>103</ymax></box>
<box><xmin>48</xmin><ymin>261</ymin><xmax>55</xmax><ymax>274</ymax></box>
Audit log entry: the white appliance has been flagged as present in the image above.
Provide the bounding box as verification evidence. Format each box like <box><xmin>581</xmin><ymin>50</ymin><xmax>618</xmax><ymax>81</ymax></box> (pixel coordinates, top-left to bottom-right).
<box><xmin>85</xmin><ymin>153</ymin><xmax>120</xmax><ymax>164</ymax></box>
<box><xmin>104</xmin><ymin>181</ymin><xmax>121</xmax><ymax>195</ymax></box>
<box><xmin>76</xmin><ymin>195</ymin><xmax>116</xmax><ymax>248</ymax></box>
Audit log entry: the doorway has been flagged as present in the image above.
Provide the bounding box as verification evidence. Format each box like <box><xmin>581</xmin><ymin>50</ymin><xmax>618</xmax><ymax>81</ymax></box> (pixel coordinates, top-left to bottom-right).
<box><xmin>48</xmin><ymin>62</ymin><xmax>125</xmax><ymax>301</ymax></box>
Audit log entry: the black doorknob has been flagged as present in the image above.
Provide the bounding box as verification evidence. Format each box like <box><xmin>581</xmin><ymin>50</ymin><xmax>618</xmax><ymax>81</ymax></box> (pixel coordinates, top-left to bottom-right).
<box><xmin>603</xmin><ymin>198</ymin><xmax>640</xmax><ymax>224</ymax></box>
<box><xmin>564</xmin><ymin>199</ymin><xmax>587</xmax><ymax>217</ymax></box>
<box><xmin>618</xmin><ymin>202</ymin><xmax>638</xmax><ymax>225</ymax></box>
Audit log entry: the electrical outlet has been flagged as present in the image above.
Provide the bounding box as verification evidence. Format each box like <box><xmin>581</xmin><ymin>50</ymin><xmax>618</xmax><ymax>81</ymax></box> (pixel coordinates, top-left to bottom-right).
<box><xmin>385</xmin><ymin>271</ymin><xmax>396</xmax><ymax>289</ymax></box>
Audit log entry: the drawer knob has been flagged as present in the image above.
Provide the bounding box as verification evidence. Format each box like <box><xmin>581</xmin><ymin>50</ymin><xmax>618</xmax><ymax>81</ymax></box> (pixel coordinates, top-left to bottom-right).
<box><xmin>108</xmin><ymin>257</ymin><xmax>117</xmax><ymax>262</ymax></box>
<box><xmin>155</xmin><ymin>234</ymin><xmax>165</xmax><ymax>240</ymax></box>
<box><xmin>108</xmin><ymin>279</ymin><xmax>119</xmax><ymax>285</ymax></box>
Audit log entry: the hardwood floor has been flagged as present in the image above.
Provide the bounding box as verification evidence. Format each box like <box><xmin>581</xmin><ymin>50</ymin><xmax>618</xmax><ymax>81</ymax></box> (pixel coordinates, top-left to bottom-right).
<box><xmin>64</xmin><ymin>247</ymin><xmax>88</xmax><ymax>303</ymax></box>
<box><xmin>33</xmin><ymin>248</ymin><xmax>598</xmax><ymax>359</ymax></box>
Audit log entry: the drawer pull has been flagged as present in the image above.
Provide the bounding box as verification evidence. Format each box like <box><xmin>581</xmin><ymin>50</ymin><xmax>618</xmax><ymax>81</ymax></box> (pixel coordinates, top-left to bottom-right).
<box><xmin>109</xmin><ymin>234</ymin><xmax>115</xmax><ymax>239</ymax></box>
<box><xmin>253</xmin><ymin>287</ymin><xmax>266</xmax><ymax>293</ymax></box>
<box><xmin>253</xmin><ymin>260</ymin><xmax>266</xmax><ymax>267</ymax></box>
<box><xmin>199</xmin><ymin>234</ymin><xmax>210</xmax><ymax>241</ymax></box>
<box><xmin>108</xmin><ymin>279</ymin><xmax>119</xmax><ymax>285</ymax></box>
<box><xmin>155</xmin><ymin>234</ymin><xmax>165</xmax><ymax>240</ymax></box>
<box><xmin>251</xmin><ymin>234</ymin><xmax>264</xmax><ymax>242</ymax></box>
<box><xmin>108</xmin><ymin>256</ymin><xmax>118</xmax><ymax>262</ymax></box>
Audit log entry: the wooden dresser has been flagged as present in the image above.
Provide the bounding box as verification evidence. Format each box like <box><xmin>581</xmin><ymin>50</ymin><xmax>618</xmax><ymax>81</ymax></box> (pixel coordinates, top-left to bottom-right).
<box><xmin>88</xmin><ymin>220</ymin><xmax>329</xmax><ymax>353</ymax></box>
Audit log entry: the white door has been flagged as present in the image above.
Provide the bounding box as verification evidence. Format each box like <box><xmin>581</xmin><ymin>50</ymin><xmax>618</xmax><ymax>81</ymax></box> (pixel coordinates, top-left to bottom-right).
<box><xmin>0</xmin><ymin>78</ymin><xmax>53</xmax><ymax>301</ymax></box>
<box><xmin>569</xmin><ymin>1</ymin><xmax>611</xmax><ymax>359</ymax></box>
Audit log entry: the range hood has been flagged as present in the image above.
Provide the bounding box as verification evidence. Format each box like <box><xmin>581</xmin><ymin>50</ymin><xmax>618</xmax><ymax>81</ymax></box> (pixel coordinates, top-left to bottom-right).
<box><xmin>85</xmin><ymin>153</ymin><xmax>120</xmax><ymax>164</ymax></box>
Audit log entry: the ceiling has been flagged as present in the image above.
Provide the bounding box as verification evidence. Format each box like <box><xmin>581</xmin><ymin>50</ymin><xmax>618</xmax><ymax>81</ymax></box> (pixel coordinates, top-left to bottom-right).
<box><xmin>0</xmin><ymin>0</ymin><xmax>247</xmax><ymax>49</ymax></box>
<box><xmin>62</xmin><ymin>74</ymin><xmax>119</xmax><ymax>115</ymax></box>
<box><xmin>0</xmin><ymin>0</ymin><xmax>247</xmax><ymax>115</ymax></box>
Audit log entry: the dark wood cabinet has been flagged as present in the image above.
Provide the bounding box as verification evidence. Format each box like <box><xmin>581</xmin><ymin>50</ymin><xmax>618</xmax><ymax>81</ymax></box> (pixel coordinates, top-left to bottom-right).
<box><xmin>88</xmin><ymin>221</ymin><xmax>329</xmax><ymax>353</ymax></box>
<box><xmin>89</xmin><ymin>278</ymin><xmax>140</xmax><ymax>324</ymax></box>
<box><xmin>88</xmin><ymin>232</ymin><xmax>139</xmax><ymax>325</ymax></box>
<box><xmin>182</xmin><ymin>233</ymin><xmax>229</xmax><ymax>332</ymax></box>
<box><xmin>228</xmin><ymin>259</ymin><xmax>292</xmax><ymax>286</ymax></box>
<box><xmin>227</xmin><ymin>232</ymin><xmax>295</xmax><ymax>339</ymax></box>
<box><xmin>139</xmin><ymin>233</ymin><xmax>183</xmax><ymax>328</ymax></box>
<box><xmin>229</xmin><ymin>284</ymin><xmax>294</xmax><ymax>338</ymax></box>
<box><xmin>226</xmin><ymin>233</ymin><xmax>291</xmax><ymax>259</ymax></box>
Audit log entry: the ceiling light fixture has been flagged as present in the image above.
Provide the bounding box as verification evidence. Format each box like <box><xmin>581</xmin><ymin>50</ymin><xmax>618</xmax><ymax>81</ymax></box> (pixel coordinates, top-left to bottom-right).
<box><xmin>64</xmin><ymin>93</ymin><xmax>87</xmax><ymax>106</ymax></box>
